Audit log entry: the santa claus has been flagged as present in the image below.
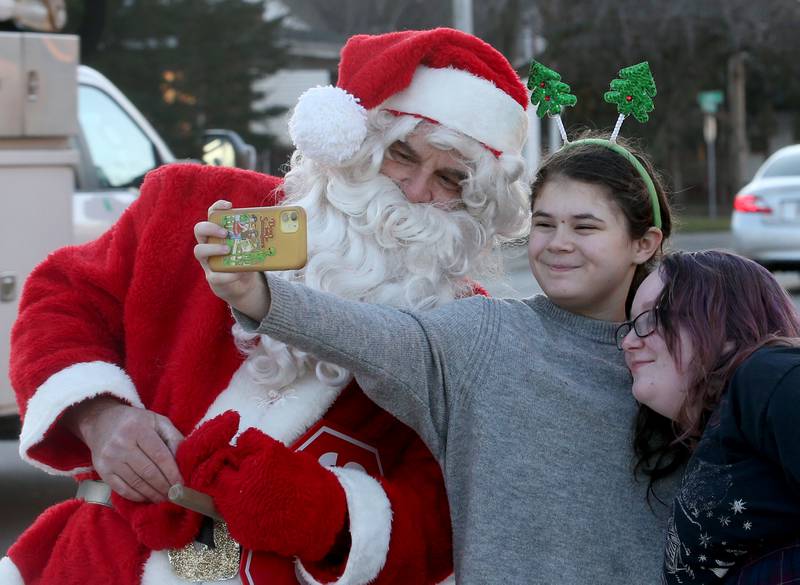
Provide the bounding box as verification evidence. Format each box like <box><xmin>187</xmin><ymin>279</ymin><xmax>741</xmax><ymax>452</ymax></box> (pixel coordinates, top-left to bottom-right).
<box><xmin>0</xmin><ymin>28</ymin><xmax>530</xmax><ymax>584</ymax></box>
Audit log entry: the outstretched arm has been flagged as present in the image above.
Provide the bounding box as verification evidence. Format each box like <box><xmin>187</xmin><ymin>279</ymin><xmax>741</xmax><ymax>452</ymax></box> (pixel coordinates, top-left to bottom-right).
<box><xmin>196</xmin><ymin>212</ymin><xmax>496</xmax><ymax>456</ymax></box>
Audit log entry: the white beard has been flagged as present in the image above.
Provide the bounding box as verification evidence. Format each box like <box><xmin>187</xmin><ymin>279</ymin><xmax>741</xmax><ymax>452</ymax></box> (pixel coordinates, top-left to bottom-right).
<box><xmin>231</xmin><ymin>172</ymin><xmax>489</xmax><ymax>400</ymax></box>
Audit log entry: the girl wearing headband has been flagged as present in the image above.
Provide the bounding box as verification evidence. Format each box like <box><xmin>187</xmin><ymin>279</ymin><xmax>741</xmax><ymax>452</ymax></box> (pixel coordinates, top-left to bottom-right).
<box><xmin>193</xmin><ymin>64</ymin><xmax>677</xmax><ymax>583</ymax></box>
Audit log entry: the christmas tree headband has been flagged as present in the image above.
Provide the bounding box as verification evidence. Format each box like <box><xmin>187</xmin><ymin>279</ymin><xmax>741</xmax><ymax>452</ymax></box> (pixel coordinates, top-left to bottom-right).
<box><xmin>527</xmin><ymin>61</ymin><xmax>662</xmax><ymax>229</ymax></box>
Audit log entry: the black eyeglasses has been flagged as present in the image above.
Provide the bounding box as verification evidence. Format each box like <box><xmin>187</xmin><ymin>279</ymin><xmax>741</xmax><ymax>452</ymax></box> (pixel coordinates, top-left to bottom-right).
<box><xmin>614</xmin><ymin>307</ymin><xmax>659</xmax><ymax>350</ymax></box>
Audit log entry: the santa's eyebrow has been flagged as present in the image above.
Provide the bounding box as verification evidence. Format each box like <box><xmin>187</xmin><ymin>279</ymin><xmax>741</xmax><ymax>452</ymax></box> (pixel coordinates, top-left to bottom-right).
<box><xmin>391</xmin><ymin>141</ymin><xmax>467</xmax><ymax>181</ymax></box>
<box><xmin>391</xmin><ymin>140</ymin><xmax>419</xmax><ymax>160</ymax></box>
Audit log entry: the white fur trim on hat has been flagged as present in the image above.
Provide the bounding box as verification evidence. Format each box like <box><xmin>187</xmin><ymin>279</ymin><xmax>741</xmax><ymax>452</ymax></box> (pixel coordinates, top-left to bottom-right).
<box><xmin>295</xmin><ymin>466</ymin><xmax>392</xmax><ymax>585</ymax></box>
<box><xmin>382</xmin><ymin>65</ymin><xmax>528</xmax><ymax>156</ymax></box>
<box><xmin>0</xmin><ymin>557</ymin><xmax>24</xmax><ymax>585</ymax></box>
<box><xmin>18</xmin><ymin>361</ymin><xmax>144</xmax><ymax>476</ymax></box>
<box><xmin>289</xmin><ymin>86</ymin><xmax>368</xmax><ymax>166</ymax></box>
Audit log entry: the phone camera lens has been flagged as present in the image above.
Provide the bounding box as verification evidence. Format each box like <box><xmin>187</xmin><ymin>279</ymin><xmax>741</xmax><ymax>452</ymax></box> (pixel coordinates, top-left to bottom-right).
<box><xmin>290</xmin><ymin>211</ymin><xmax>298</xmax><ymax>221</ymax></box>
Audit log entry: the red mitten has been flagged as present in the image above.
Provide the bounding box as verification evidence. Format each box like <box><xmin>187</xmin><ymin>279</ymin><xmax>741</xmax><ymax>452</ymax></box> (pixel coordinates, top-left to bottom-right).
<box><xmin>111</xmin><ymin>411</ymin><xmax>241</xmax><ymax>550</ymax></box>
<box><xmin>175</xmin><ymin>410</ymin><xmax>241</xmax><ymax>481</ymax></box>
<box><xmin>111</xmin><ymin>495</ymin><xmax>203</xmax><ymax>550</ymax></box>
<box><xmin>191</xmin><ymin>427</ymin><xmax>348</xmax><ymax>563</ymax></box>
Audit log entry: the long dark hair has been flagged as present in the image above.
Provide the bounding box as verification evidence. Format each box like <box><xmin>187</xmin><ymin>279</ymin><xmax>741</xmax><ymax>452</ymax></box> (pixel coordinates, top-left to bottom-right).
<box><xmin>634</xmin><ymin>250</ymin><xmax>800</xmax><ymax>501</ymax></box>
<box><xmin>530</xmin><ymin>130</ymin><xmax>673</xmax><ymax>312</ymax></box>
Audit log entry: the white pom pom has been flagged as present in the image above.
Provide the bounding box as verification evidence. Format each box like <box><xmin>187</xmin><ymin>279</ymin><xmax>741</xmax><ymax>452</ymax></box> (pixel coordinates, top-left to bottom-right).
<box><xmin>289</xmin><ymin>85</ymin><xmax>368</xmax><ymax>166</ymax></box>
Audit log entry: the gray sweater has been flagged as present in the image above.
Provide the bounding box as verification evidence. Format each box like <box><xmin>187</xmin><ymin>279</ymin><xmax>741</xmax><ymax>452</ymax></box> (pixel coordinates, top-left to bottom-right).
<box><xmin>240</xmin><ymin>275</ymin><xmax>674</xmax><ymax>584</ymax></box>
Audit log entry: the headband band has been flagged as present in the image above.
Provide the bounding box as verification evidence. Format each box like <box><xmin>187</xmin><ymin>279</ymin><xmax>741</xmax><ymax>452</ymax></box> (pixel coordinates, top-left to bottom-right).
<box><xmin>564</xmin><ymin>138</ymin><xmax>662</xmax><ymax>229</ymax></box>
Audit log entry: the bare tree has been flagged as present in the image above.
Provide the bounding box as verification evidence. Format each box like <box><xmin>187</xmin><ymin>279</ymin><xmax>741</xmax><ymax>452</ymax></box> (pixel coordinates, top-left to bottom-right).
<box><xmin>536</xmin><ymin>0</ymin><xmax>800</xmax><ymax>207</ymax></box>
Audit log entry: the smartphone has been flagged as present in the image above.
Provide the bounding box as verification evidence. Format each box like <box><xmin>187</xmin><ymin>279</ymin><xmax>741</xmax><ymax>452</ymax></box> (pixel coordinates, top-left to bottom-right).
<box><xmin>207</xmin><ymin>205</ymin><xmax>308</xmax><ymax>272</ymax></box>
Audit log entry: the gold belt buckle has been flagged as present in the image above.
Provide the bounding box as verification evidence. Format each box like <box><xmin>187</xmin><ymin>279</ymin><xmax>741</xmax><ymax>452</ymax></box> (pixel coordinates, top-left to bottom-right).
<box><xmin>165</xmin><ymin>485</ymin><xmax>241</xmax><ymax>582</ymax></box>
<box><xmin>167</xmin><ymin>520</ymin><xmax>241</xmax><ymax>582</ymax></box>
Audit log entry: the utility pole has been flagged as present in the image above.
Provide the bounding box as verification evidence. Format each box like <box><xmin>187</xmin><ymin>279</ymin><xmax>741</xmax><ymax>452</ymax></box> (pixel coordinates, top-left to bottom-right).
<box><xmin>704</xmin><ymin>115</ymin><xmax>718</xmax><ymax>219</ymax></box>
<box><xmin>525</xmin><ymin>105</ymin><xmax>541</xmax><ymax>181</ymax></box>
<box><xmin>728</xmin><ymin>52</ymin><xmax>749</xmax><ymax>193</ymax></box>
<box><xmin>520</xmin><ymin>8</ymin><xmax>541</xmax><ymax>178</ymax></box>
<box><xmin>698</xmin><ymin>91</ymin><xmax>724</xmax><ymax>219</ymax></box>
<box><xmin>452</xmin><ymin>0</ymin><xmax>473</xmax><ymax>34</ymax></box>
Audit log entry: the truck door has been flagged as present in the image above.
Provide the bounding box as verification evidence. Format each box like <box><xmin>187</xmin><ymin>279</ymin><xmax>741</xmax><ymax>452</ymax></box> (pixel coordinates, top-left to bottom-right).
<box><xmin>72</xmin><ymin>83</ymin><xmax>166</xmax><ymax>244</ymax></box>
<box><xmin>0</xmin><ymin>31</ymin><xmax>78</xmax><ymax>425</ymax></box>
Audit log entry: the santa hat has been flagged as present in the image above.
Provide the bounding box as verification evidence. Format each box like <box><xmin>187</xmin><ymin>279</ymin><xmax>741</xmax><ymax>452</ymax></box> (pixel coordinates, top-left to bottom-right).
<box><xmin>289</xmin><ymin>28</ymin><xmax>529</xmax><ymax>166</ymax></box>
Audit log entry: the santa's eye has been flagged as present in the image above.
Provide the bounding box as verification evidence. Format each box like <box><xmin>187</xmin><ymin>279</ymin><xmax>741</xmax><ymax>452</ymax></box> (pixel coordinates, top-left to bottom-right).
<box><xmin>388</xmin><ymin>145</ymin><xmax>414</xmax><ymax>162</ymax></box>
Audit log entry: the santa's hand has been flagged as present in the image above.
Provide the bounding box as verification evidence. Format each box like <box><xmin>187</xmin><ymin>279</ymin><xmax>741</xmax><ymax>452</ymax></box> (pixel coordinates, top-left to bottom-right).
<box><xmin>193</xmin><ymin>199</ymin><xmax>270</xmax><ymax>320</ymax></box>
<box><xmin>64</xmin><ymin>396</ymin><xmax>184</xmax><ymax>503</ymax></box>
<box><xmin>192</xmin><ymin>426</ymin><xmax>348</xmax><ymax>562</ymax></box>
<box><xmin>109</xmin><ymin>411</ymin><xmax>242</xmax><ymax>550</ymax></box>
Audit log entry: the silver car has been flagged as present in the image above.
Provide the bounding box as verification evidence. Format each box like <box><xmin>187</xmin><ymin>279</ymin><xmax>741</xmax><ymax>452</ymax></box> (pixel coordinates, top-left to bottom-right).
<box><xmin>732</xmin><ymin>145</ymin><xmax>800</xmax><ymax>270</ymax></box>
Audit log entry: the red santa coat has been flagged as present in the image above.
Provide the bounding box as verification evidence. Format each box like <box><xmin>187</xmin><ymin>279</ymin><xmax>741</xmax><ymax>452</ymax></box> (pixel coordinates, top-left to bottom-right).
<box><xmin>0</xmin><ymin>164</ymin><xmax>455</xmax><ymax>585</ymax></box>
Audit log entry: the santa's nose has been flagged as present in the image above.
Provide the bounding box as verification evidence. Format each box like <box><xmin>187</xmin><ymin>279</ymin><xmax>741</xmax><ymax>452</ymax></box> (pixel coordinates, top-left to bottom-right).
<box><xmin>401</xmin><ymin>174</ymin><xmax>432</xmax><ymax>204</ymax></box>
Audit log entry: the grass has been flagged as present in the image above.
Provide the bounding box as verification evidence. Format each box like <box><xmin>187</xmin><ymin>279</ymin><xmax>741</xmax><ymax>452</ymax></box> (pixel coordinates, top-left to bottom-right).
<box><xmin>674</xmin><ymin>214</ymin><xmax>732</xmax><ymax>233</ymax></box>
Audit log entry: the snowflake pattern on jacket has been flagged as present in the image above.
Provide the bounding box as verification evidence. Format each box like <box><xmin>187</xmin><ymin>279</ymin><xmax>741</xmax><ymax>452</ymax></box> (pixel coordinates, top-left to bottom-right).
<box><xmin>662</xmin><ymin>347</ymin><xmax>800</xmax><ymax>584</ymax></box>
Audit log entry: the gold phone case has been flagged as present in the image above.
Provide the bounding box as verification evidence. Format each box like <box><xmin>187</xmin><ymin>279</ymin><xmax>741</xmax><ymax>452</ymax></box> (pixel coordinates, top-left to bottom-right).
<box><xmin>208</xmin><ymin>206</ymin><xmax>308</xmax><ymax>272</ymax></box>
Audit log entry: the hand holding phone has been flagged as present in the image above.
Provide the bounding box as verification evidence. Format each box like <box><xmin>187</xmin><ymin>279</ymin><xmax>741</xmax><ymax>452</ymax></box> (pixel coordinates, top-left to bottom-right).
<box><xmin>194</xmin><ymin>201</ymin><xmax>288</xmax><ymax>320</ymax></box>
<box><xmin>207</xmin><ymin>206</ymin><xmax>308</xmax><ymax>272</ymax></box>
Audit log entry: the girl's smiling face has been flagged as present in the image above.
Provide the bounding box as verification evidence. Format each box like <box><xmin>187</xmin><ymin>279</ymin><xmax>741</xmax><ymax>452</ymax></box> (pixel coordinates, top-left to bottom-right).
<box><xmin>528</xmin><ymin>176</ymin><xmax>660</xmax><ymax>322</ymax></box>
<box><xmin>621</xmin><ymin>270</ymin><xmax>694</xmax><ymax>421</ymax></box>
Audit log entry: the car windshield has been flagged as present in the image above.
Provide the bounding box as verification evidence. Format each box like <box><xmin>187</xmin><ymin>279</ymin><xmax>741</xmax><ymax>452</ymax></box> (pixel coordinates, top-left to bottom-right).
<box><xmin>762</xmin><ymin>152</ymin><xmax>800</xmax><ymax>178</ymax></box>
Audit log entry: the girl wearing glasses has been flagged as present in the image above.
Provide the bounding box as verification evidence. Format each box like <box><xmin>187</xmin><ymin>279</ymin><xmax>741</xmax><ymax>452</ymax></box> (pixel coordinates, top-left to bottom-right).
<box><xmin>194</xmin><ymin>133</ymin><xmax>675</xmax><ymax>583</ymax></box>
<box><xmin>619</xmin><ymin>250</ymin><xmax>800</xmax><ymax>585</ymax></box>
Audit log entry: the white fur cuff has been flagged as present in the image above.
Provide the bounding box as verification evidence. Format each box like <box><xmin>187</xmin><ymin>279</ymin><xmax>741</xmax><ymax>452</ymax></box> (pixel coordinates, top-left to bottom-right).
<box><xmin>296</xmin><ymin>467</ymin><xmax>392</xmax><ymax>585</ymax></box>
<box><xmin>18</xmin><ymin>361</ymin><xmax>143</xmax><ymax>475</ymax></box>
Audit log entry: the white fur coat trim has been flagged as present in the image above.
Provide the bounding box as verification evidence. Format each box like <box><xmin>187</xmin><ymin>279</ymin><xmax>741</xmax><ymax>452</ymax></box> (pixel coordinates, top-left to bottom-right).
<box><xmin>295</xmin><ymin>466</ymin><xmax>392</xmax><ymax>585</ymax></box>
<box><xmin>195</xmin><ymin>365</ymin><xmax>349</xmax><ymax>447</ymax></box>
<box><xmin>18</xmin><ymin>361</ymin><xmax>144</xmax><ymax>476</ymax></box>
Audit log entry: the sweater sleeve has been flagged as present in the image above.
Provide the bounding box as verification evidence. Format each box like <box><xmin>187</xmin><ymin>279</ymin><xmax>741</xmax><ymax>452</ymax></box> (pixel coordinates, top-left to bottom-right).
<box><xmin>239</xmin><ymin>274</ymin><xmax>500</xmax><ymax>458</ymax></box>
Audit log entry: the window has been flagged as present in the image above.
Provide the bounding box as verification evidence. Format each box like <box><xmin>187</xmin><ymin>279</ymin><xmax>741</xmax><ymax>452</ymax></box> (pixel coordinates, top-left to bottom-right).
<box><xmin>762</xmin><ymin>152</ymin><xmax>800</xmax><ymax>178</ymax></box>
<box><xmin>78</xmin><ymin>85</ymin><xmax>158</xmax><ymax>188</ymax></box>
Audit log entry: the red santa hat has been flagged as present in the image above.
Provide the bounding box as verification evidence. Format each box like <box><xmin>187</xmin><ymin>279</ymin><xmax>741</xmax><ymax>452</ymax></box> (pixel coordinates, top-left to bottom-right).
<box><xmin>288</xmin><ymin>28</ymin><xmax>529</xmax><ymax>166</ymax></box>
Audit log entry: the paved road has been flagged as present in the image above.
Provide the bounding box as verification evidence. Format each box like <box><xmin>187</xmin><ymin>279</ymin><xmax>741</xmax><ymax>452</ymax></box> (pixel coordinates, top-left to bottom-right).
<box><xmin>0</xmin><ymin>440</ymin><xmax>75</xmax><ymax>555</ymax></box>
<box><xmin>2</xmin><ymin>230</ymin><xmax>799</xmax><ymax>557</ymax></box>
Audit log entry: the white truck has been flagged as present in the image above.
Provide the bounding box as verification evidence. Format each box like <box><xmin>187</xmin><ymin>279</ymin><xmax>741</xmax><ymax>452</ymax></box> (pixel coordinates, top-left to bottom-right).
<box><xmin>0</xmin><ymin>6</ymin><xmax>253</xmax><ymax>435</ymax></box>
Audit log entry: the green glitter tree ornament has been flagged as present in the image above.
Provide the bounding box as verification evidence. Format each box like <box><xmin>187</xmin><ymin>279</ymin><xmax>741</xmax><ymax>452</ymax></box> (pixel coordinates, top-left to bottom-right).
<box><xmin>603</xmin><ymin>61</ymin><xmax>656</xmax><ymax>141</ymax></box>
<box><xmin>527</xmin><ymin>60</ymin><xmax>577</xmax><ymax>143</ymax></box>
